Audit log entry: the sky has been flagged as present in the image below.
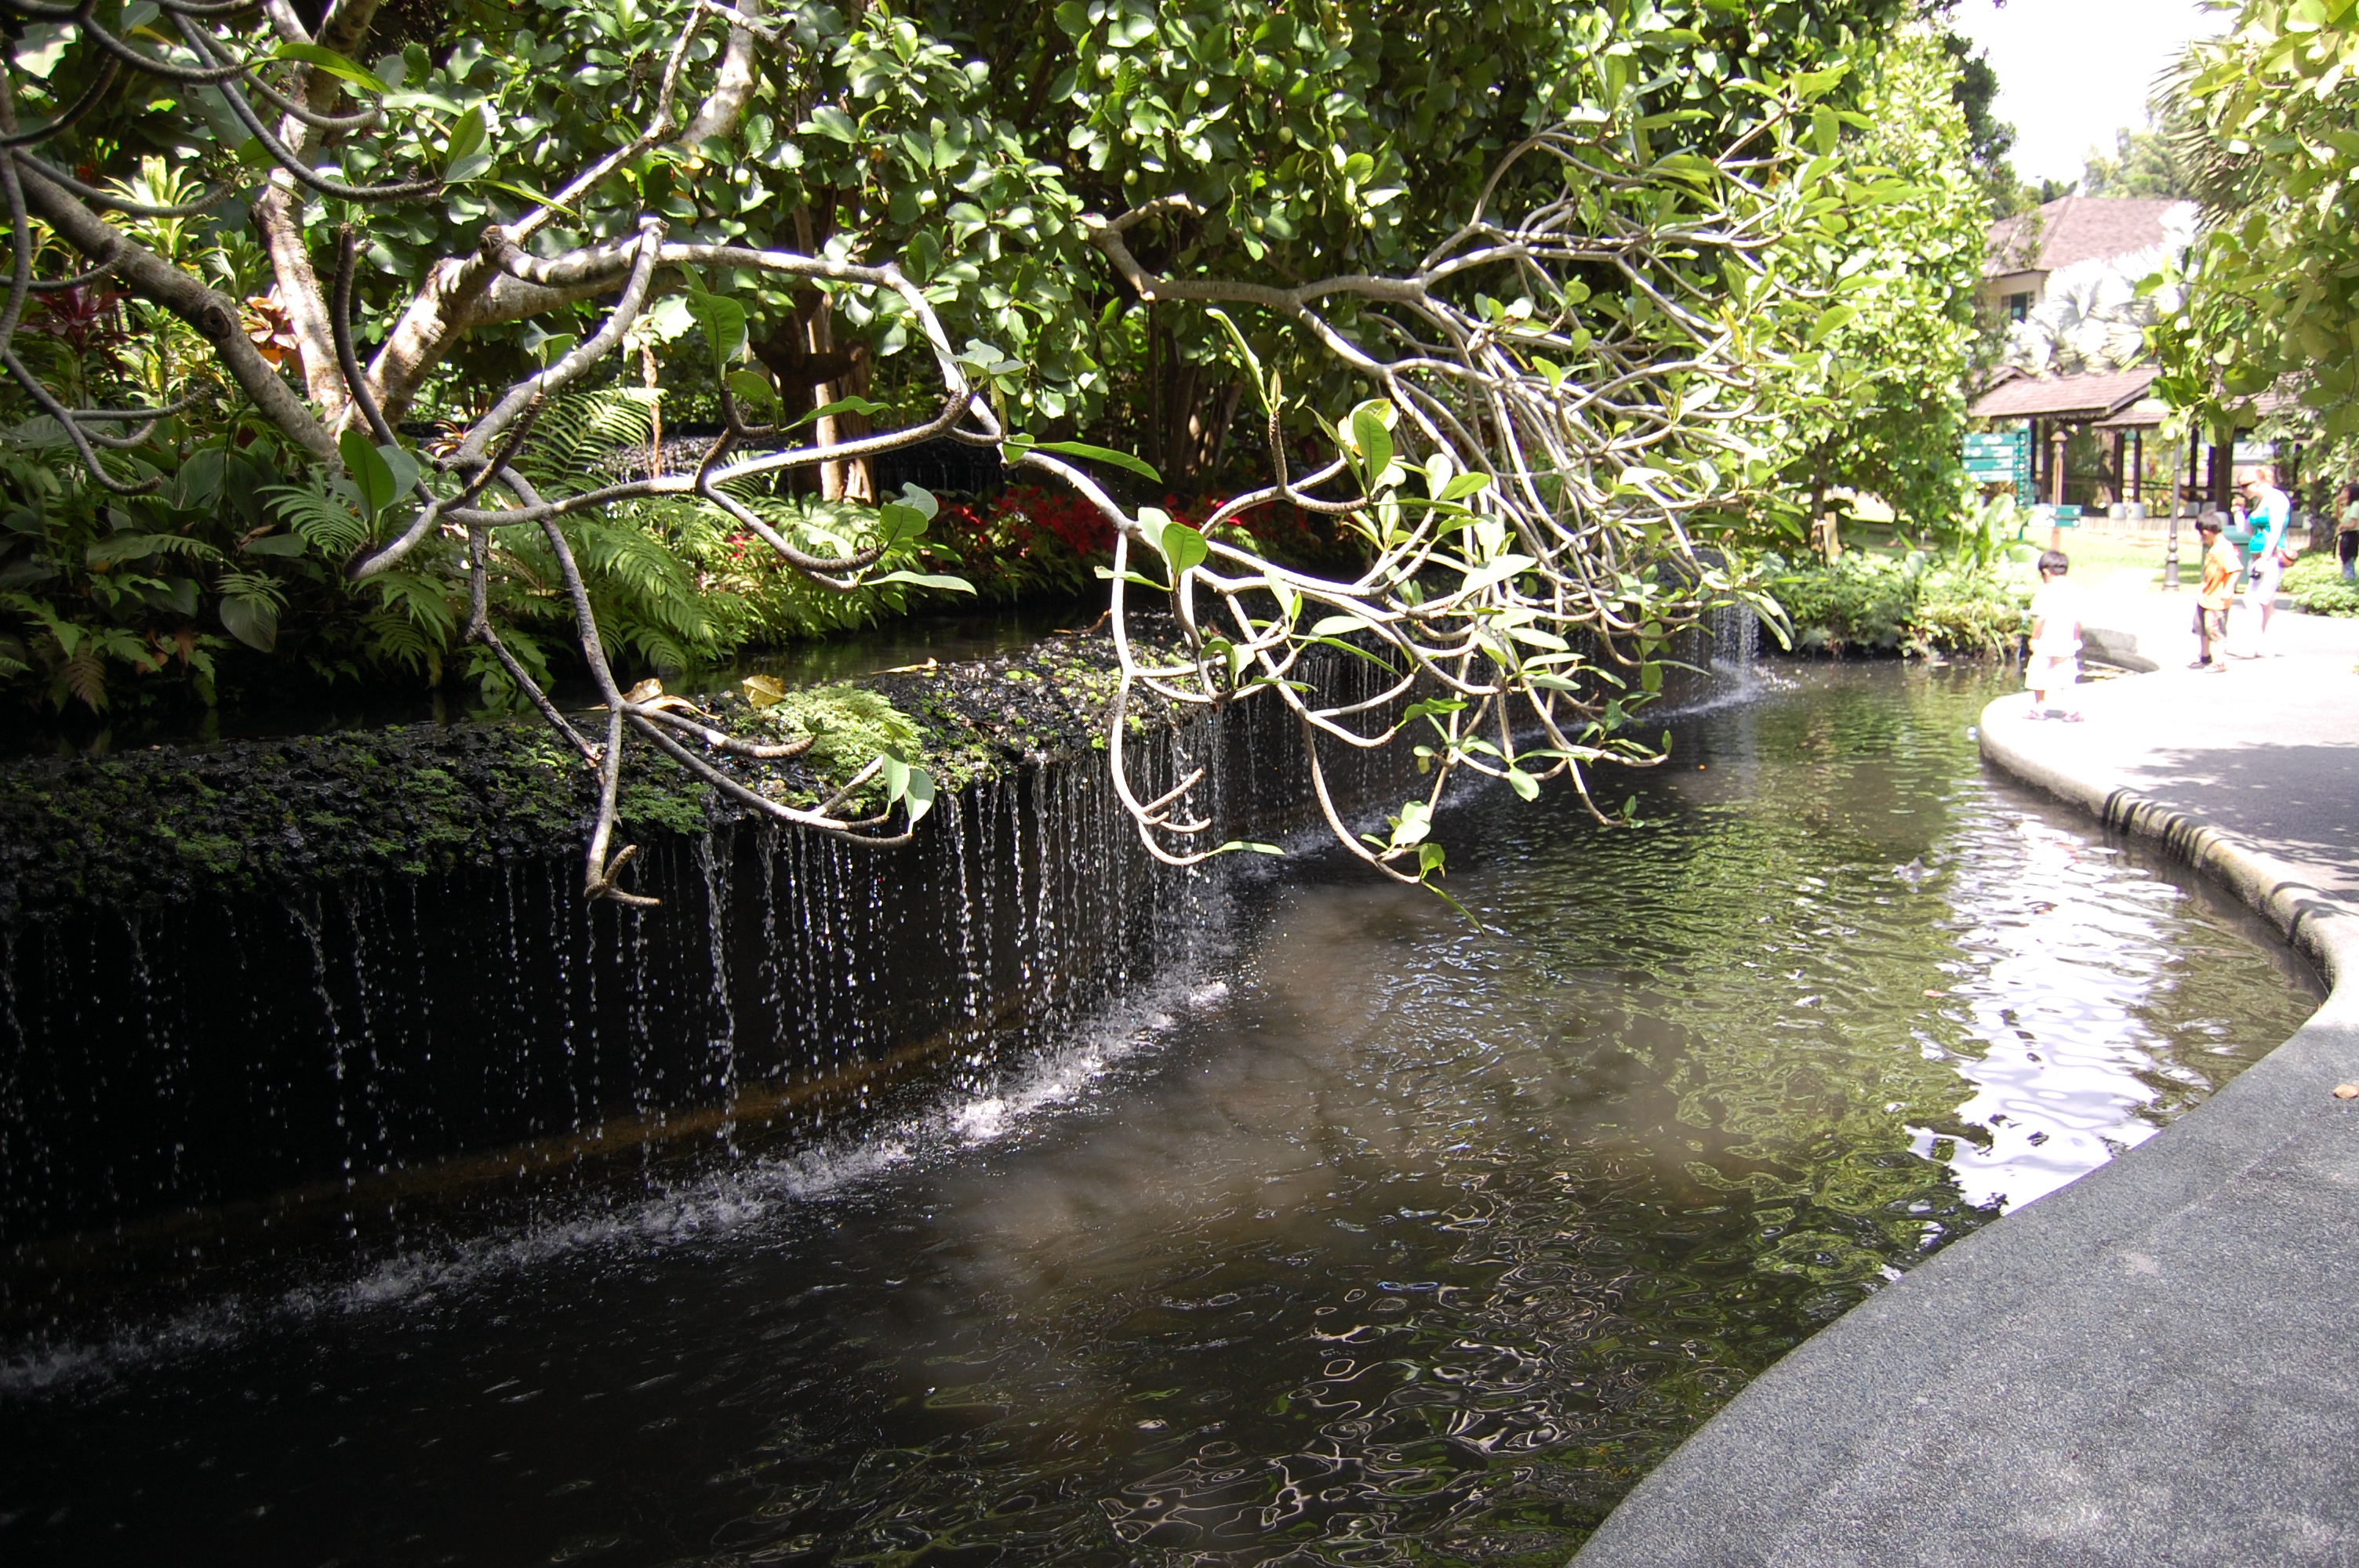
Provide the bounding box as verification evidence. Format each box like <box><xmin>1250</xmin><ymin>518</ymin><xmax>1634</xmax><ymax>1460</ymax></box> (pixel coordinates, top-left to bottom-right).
<box><xmin>1947</xmin><ymin>0</ymin><xmax>2226</xmax><ymax>185</ymax></box>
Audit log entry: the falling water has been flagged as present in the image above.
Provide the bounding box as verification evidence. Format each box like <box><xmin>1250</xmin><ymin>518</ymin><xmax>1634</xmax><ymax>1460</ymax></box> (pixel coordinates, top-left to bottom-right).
<box><xmin>0</xmin><ymin>649</ymin><xmax>1425</xmax><ymax>1319</ymax></box>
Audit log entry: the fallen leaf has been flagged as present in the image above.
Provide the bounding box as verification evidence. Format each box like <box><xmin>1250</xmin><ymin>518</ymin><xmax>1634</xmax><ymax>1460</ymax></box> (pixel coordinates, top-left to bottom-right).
<box><xmin>624</xmin><ymin>677</ymin><xmax>665</xmax><ymax>703</ymax></box>
<box><xmin>1923</xmin><ymin>989</ymin><xmax>1946</xmax><ymax>998</ymax></box>
<box><xmin>2334</xmin><ymin>1083</ymin><xmax>2359</xmax><ymax>1101</ymax></box>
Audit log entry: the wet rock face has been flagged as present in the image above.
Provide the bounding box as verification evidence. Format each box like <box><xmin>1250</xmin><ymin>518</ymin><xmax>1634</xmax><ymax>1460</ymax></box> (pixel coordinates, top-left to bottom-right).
<box><xmin>0</xmin><ymin>722</ymin><xmax>627</xmax><ymax>919</ymax></box>
<box><xmin>0</xmin><ymin>624</ymin><xmax>1186</xmax><ymax>921</ymax></box>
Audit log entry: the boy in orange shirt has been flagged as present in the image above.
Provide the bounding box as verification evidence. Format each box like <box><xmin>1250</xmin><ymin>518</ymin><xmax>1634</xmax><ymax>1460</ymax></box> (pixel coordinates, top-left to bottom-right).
<box><xmin>2190</xmin><ymin>515</ymin><xmax>2237</xmax><ymax>670</ymax></box>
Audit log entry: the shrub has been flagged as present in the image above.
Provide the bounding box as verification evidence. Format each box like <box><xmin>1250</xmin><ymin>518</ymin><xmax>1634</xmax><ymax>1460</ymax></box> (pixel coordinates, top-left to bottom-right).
<box><xmin>1762</xmin><ymin>549</ymin><xmax>2030</xmax><ymax>655</ymax></box>
<box><xmin>2284</xmin><ymin>551</ymin><xmax>2359</xmax><ymax>617</ymax></box>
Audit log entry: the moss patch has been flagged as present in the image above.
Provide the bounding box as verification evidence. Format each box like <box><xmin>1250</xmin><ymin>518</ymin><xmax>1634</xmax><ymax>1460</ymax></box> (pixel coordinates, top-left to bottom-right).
<box><xmin>0</xmin><ymin>622</ymin><xmax>1188</xmax><ymax>918</ymax></box>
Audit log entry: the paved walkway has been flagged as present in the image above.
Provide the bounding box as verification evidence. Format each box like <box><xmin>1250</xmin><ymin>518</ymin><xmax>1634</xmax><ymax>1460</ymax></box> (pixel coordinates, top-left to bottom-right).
<box><xmin>1574</xmin><ymin>591</ymin><xmax>2359</xmax><ymax>1566</ymax></box>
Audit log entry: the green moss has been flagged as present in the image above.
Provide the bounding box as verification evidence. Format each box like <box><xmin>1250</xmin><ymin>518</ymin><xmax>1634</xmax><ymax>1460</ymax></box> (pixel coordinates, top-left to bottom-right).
<box><xmin>758</xmin><ymin>684</ymin><xmax>923</xmax><ymax>773</ymax></box>
<box><xmin>0</xmin><ymin>624</ymin><xmax>1196</xmax><ymax>916</ymax></box>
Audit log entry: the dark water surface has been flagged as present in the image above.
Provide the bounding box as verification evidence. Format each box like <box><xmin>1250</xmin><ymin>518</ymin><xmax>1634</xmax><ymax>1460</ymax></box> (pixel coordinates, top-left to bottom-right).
<box><xmin>0</xmin><ymin>664</ymin><xmax>2321</xmax><ymax>1565</ymax></box>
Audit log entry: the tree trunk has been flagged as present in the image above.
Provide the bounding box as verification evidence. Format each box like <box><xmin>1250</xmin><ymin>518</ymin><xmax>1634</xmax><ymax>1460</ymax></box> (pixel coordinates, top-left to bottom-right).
<box><xmin>254</xmin><ymin>0</ymin><xmax>389</xmax><ymax>426</ymax></box>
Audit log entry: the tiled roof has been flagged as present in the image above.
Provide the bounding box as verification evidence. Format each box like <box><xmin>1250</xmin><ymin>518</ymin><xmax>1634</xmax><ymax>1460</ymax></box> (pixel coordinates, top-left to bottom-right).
<box><xmin>1986</xmin><ymin>198</ymin><xmax>2184</xmax><ymax>277</ymax></box>
<box><xmin>1969</xmin><ymin>367</ymin><xmax>2160</xmax><ymax>421</ymax></box>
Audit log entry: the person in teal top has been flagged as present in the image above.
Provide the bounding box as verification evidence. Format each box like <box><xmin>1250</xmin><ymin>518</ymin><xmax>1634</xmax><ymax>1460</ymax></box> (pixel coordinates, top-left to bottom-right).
<box><xmin>2235</xmin><ymin>474</ymin><xmax>2292</xmax><ymax>657</ymax></box>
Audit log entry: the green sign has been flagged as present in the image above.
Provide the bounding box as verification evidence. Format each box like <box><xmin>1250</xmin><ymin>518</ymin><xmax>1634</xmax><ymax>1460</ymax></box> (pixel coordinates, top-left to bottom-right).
<box><xmin>1963</xmin><ymin>426</ymin><xmax>2034</xmax><ymax>504</ymax></box>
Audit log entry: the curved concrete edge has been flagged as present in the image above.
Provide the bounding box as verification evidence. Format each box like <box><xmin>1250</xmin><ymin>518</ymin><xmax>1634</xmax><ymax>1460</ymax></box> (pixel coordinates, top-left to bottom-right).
<box><xmin>1570</xmin><ymin>691</ymin><xmax>2359</xmax><ymax>1567</ymax></box>
<box><xmin>1976</xmin><ymin>699</ymin><xmax>2357</xmax><ymax>997</ymax></box>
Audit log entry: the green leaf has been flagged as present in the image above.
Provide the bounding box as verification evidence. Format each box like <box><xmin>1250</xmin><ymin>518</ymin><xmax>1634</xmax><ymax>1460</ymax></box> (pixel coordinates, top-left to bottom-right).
<box><xmin>1008</xmin><ymin>437</ymin><xmax>1161</xmax><ymax>484</ymax></box>
<box><xmin>1506</xmin><ymin>768</ymin><xmax>1539</xmax><ymax>801</ymax></box>
<box><xmin>1349</xmin><ymin>400</ymin><xmax>1394</xmax><ymax>482</ymax></box>
<box><xmin>339</xmin><ymin>428</ymin><xmax>398</xmax><ymax>519</ymax></box>
<box><xmin>442</xmin><ymin>104</ymin><xmax>487</xmax><ymax>180</ymax></box>
<box><xmin>1806</xmin><ymin>306</ymin><xmax>1857</xmax><ymax>347</ymax></box>
<box><xmin>902</xmin><ymin>766</ymin><xmax>936</xmax><ymax>826</ymax></box>
<box><xmin>1157</xmin><ymin>521</ymin><xmax>1209</xmax><ymax>577</ymax></box>
<box><xmin>85</xmin><ymin>533</ymin><xmax>161</xmax><ymax>567</ymax></box>
<box><xmin>809</xmin><ymin>105</ymin><xmax>859</xmax><ymax>141</ymax></box>
<box><xmin>1455</xmin><ymin>554</ymin><xmax>1537</xmax><ymax>596</ymax></box>
<box><xmin>1438</xmin><ymin>471</ymin><xmax>1492</xmax><ymax>503</ymax></box>
<box><xmin>684</xmin><ymin>285</ymin><xmax>747</xmax><ymax>372</ymax></box>
<box><xmin>241</xmin><ymin>532</ymin><xmax>309</xmax><ymax>557</ymax></box>
<box><xmin>273</xmin><ymin>42</ymin><xmax>389</xmax><ymax>95</ymax></box>
<box><xmin>175</xmin><ymin>447</ymin><xmax>225</xmax><ymax>510</ymax></box>
<box><xmin>484</xmin><ymin>179</ymin><xmax>579</xmax><ymax>217</ymax></box>
<box><xmin>790</xmin><ymin>394</ymin><xmax>891</xmax><ymax>430</ymax></box>
<box><xmin>220</xmin><ymin>592</ymin><xmax>278</xmax><ymax>652</ymax></box>
<box><xmin>378</xmin><ymin>442</ymin><xmax>421</xmax><ymax>499</ymax></box>
<box><xmin>1214</xmin><ymin>840</ymin><xmax>1286</xmax><ymax>856</ymax></box>
<box><xmin>871</xmin><ymin>570</ymin><xmax>976</xmax><ymax>593</ymax></box>
<box><xmin>1205</xmin><ymin>308</ymin><xmax>1271</xmax><ymax>416</ymax></box>
<box><xmin>727</xmin><ymin>368</ymin><xmax>781</xmax><ymax>414</ymax></box>
<box><xmin>889</xmin><ymin>483</ymin><xmax>938</xmax><ymax>521</ymax></box>
<box><xmin>1092</xmin><ymin>564</ymin><xmax>1169</xmax><ymax>591</ymax></box>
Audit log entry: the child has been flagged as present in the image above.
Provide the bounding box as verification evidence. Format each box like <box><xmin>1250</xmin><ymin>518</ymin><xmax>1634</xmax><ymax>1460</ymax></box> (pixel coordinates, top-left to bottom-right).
<box><xmin>2024</xmin><ymin>549</ymin><xmax>2083</xmax><ymax>721</ymax></box>
<box><xmin>2192</xmin><ymin>515</ymin><xmax>2236</xmax><ymax>670</ymax></box>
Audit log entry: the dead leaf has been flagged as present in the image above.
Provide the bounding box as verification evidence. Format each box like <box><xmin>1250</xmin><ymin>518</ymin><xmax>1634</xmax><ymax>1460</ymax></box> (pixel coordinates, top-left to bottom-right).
<box><xmin>624</xmin><ymin>677</ymin><xmax>664</xmax><ymax>704</ymax></box>
<box><xmin>741</xmin><ymin>673</ymin><xmax>787</xmax><ymax>709</ymax></box>
<box><xmin>1923</xmin><ymin>989</ymin><xmax>1946</xmax><ymax>998</ymax></box>
<box><xmin>2333</xmin><ymin>1084</ymin><xmax>2359</xmax><ymax>1101</ymax></box>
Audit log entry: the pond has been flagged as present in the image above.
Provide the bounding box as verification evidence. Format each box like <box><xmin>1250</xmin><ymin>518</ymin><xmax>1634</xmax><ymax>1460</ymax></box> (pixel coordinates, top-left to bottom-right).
<box><xmin>0</xmin><ymin>662</ymin><xmax>2321</xmax><ymax>1565</ymax></box>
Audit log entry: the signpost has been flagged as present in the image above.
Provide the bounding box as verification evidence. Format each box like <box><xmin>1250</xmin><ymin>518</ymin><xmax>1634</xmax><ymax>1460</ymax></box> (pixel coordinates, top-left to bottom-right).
<box><xmin>1964</xmin><ymin>426</ymin><xmax>2034</xmax><ymax>506</ymax></box>
<box><xmin>2027</xmin><ymin>503</ymin><xmax>2082</xmax><ymax>548</ymax></box>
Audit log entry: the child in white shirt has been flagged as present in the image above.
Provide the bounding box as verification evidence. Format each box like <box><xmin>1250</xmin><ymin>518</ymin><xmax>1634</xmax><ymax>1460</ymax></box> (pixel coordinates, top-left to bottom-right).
<box><xmin>2024</xmin><ymin>550</ymin><xmax>2082</xmax><ymax>722</ymax></box>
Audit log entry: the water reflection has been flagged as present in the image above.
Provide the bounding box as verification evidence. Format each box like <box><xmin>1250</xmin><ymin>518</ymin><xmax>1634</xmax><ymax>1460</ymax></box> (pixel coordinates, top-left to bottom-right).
<box><xmin>0</xmin><ymin>664</ymin><xmax>2321</xmax><ymax>1565</ymax></box>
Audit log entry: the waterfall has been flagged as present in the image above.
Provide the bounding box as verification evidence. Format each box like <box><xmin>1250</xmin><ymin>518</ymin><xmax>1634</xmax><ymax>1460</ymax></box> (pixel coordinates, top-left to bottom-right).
<box><xmin>0</xmin><ymin>634</ymin><xmax>1757</xmax><ymax>1293</ymax></box>
<box><xmin>1710</xmin><ymin>601</ymin><xmax>1760</xmax><ymax>674</ymax></box>
<box><xmin>0</xmin><ymin>664</ymin><xmax>1432</xmax><ymax>1277</ymax></box>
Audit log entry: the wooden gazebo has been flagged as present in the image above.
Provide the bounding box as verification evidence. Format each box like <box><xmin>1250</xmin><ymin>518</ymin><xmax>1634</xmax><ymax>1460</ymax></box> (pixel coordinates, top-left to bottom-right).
<box><xmin>1968</xmin><ymin>368</ymin><xmax>2163</xmax><ymax>508</ymax></box>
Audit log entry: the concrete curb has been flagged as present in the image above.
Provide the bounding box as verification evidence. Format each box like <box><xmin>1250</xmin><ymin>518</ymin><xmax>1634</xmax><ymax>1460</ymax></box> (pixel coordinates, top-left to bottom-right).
<box><xmin>1571</xmin><ymin>686</ymin><xmax>2359</xmax><ymax>1567</ymax></box>
<box><xmin>1976</xmin><ymin>707</ymin><xmax>2357</xmax><ymax>993</ymax></box>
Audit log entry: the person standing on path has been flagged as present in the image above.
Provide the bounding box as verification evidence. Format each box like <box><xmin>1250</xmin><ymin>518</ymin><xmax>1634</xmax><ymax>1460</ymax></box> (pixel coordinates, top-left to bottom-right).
<box><xmin>2235</xmin><ymin>474</ymin><xmax>2292</xmax><ymax>656</ymax></box>
<box><xmin>2023</xmin><ymin>550</ymin><xmax>2084</xmax><ymax>720</ymax></box>
<box><xmin>2339</xmin><ymin>481</ymin><xmax>2358</xmax><ymax>582</ymax></box>
<box><xmin>2193</xmin><ymin>514</ymin><xmax>2236</xmax><ymax>670</ymax></box>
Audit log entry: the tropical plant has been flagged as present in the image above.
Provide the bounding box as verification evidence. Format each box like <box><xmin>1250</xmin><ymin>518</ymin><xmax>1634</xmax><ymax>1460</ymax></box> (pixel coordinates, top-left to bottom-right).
<box><xmin>1756</xmin><ymin>28</ymin><xmax>1988</xmax><ymax>543</ymax></box>
<box><xmin>2150</xmin><ymin>0</ymin><xmax>2359</xmax><ymax>443</ymax></box>
<box><xmin>2</xmin><ymin>0</ymin><xmax>1944</xmax><ymax>911</ymax></box>
<box><xmin>1762</xmin><ymin>546</ymin><xmax>2030</xmax><ymax>656</ymax></box>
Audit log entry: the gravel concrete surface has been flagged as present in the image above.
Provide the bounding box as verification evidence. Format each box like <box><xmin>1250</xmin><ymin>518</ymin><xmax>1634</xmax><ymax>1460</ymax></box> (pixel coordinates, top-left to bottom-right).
<box><xmin>1572</xmin><ymin>590</ymin><xmax>2359</xmax><ymax>1567</ymax></box>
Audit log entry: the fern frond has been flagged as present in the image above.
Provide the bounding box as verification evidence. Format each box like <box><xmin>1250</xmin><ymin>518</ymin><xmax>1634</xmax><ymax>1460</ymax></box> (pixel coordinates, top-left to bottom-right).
<box><xmin>514</xmin><ymin>391</ymin><xmax>655</xmax><ymax>499</ymax></box>
<box><xmin>366</xmin><ymin>571</ymin><xmax>460</xmax><ymax>643</ymax></box>
<box><xmin>265</xmin><ymin>482</ymin><xmax>371</xmax><ymax>559</ymax></box>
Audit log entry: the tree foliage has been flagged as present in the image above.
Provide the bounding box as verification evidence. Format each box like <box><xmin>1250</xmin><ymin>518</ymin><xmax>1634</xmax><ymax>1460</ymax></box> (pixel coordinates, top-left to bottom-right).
<box><xmin>0</xmin><ymin>0</ymin><xmax>1962</xmax><ymax>906</ymax></box>
<box><xmin>2080</xmin><ymin>116</ymin><xmax>2197</xmax><ymax>201</ymax></box>
<box><xmin>2151</xmin><ymin>0</ymin><xmax>2359</xmax><ymax>441</ymax></box>
<box><xmin>1753</xmin><ymin>28</ymin><xmax>1985</xmax><ymax>539</ymax></box>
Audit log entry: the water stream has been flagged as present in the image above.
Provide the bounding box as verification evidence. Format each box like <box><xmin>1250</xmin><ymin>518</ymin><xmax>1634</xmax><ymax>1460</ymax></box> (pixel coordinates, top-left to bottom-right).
<box><xmin>0</xmin><ymin>662</ymin><xmax>2321</xmax><ymax>1565</ymax></box>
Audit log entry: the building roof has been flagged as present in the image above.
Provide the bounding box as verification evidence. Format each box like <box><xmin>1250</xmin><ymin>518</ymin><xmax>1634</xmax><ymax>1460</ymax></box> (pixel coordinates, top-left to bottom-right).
<box><xmin>1986</xmin><ymin>198</ymin><xmax>2185</xmax><ymax>278</ymax></box>
<box><xmin>2093</xmin><ymin>395</ymin><xmax>2172</xmax><ymax>431</ymax></box>
<box><xmin>1969</xmin><ymin>367</ymin><xmax>2161</xmax><ymax>422</ymax></box>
